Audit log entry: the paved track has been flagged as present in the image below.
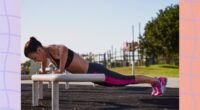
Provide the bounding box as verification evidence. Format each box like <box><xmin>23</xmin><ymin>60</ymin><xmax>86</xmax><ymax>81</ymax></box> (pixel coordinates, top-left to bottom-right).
<box><xmin>21</xmin><ymin>84</ymin><xmax>179</xmax><ymax>110</ymax></box>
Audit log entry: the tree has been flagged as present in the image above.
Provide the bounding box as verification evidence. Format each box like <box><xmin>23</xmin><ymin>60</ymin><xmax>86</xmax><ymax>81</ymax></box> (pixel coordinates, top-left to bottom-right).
<box><xmin>21</xmin><ymin>60</ymin><xmax>31</xmax><ymax>74</ymax></box>
<box><xmin>139</xmin><ymin>4</ymin><xmax>179</xmax><ymax>64</ymax></box>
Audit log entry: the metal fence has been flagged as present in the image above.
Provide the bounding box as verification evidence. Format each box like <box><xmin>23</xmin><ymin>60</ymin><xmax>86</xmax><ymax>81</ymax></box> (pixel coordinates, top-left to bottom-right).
<box><xmin>81</xmin><ymin>49</ymin><xmax>179</xmax><ymax>68</ymax></box>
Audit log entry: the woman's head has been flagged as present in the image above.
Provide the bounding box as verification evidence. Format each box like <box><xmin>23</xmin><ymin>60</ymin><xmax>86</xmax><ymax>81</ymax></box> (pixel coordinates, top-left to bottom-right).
<box><xmin>24</xmin><ymin>37</ymin><xmax>46</xmax><ymax>62</ymax></box>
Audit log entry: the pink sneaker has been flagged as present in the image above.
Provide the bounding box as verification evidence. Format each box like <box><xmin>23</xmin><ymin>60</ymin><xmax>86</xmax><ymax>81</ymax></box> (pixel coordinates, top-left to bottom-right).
<box><xmin>151</xmin><ymin>82</ymin><xmax>161</xmax><ymax>96</ymax></box>
<box><xmin>159</xmin><ymin>77</ymin><xmax>168</xmax><ymax>95</ymax></box>
<box><xmin>151</xmin><ymin>84</ymin><xmax>156</xmax><ymax>96</ymax></box>
<box><xmin>152</xmin><ymin>77</ymin><xmax>167</xmax><ymax>96</ymax></box>
<box><xmin>151</xmin><ymin>77</ymin><xmax>157</xmax><ymax>96</ymax></box>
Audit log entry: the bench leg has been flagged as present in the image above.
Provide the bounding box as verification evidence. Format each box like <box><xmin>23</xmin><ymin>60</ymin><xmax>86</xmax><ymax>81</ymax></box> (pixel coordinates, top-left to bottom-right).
<box><xmin>32</xmin><ymin>81</ymin><xmax>39</xmax><ymax>106</ymax></box>
<box><xmin>48</xmin><ymin>81</ymin><xmax>52</xmax><ymax>88</ymax></box>
<box><xmin>38</xmin><ymin>81</ymin><xmax>43</xmax><ymax>99</ymax></box>
<box><xmin>52</xmin><ymin>81</ymin><xmax>59</xmax><ymax>110</ymax></box>
<box><xmin>65</xmin><ymin>82</ymin><xmax>69</xmax><ymax>89</ymax></box>
<box><xmin>92</xmin><ymin>83</ymin><xmax>96</xmax><ymax>87</ymax></box>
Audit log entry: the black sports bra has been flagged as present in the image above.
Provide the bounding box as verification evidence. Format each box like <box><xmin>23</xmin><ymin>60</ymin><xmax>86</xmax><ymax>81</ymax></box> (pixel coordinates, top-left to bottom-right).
<box><xmin>50</xmin><ymin>49</ymin><xmax>74</xmax><ymax>69</ymax></box>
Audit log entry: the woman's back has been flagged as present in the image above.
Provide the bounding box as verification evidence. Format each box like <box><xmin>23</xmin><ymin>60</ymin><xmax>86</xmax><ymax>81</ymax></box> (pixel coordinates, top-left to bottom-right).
<box><xmin>48</xmin><ymin>45</ymin><xmax>89</xmax><ymax>73</ymax></box>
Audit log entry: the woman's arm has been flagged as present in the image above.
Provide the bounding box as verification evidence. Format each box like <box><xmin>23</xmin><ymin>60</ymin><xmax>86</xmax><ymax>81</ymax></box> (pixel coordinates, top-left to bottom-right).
<box><xmin>55</xmin><ymin>45</ymin><xmax>68</xmax><ymax>73</ymax></box>
<box><xmin>42</xmin><ymin>58</ymin><xmax>48</xmax><ymax>73</ymax></box>
<box><xmin>39</xmin><ymin>58</ymin><xmax>48</xmax><ymax>74</ymax></box>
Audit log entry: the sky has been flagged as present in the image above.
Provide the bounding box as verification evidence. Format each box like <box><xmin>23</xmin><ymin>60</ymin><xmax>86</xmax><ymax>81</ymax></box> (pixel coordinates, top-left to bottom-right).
<box><xmin>21</xmin><ymin>0</ymin><xmax>178</xmax><ymax>62</ymax></box>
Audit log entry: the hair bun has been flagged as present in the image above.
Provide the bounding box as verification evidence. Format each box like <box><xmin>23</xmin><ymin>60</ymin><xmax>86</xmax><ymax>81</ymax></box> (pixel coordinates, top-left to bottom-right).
<box><xmin>30</xmin><ymin>36</ymin><xmax>37</xmax><ymax>42</ymax></box>
<box><xmin>24</xmin><ymin>36</ymin><xmax>43</xmax><ymax>57</ymax></box>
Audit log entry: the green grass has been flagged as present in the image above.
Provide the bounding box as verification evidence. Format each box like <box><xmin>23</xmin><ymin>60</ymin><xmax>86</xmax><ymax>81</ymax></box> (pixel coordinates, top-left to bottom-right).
<box><xmin>111</xmin><ymin>64</ymin><xmax>179</xmax><ymax>77</ymax></box>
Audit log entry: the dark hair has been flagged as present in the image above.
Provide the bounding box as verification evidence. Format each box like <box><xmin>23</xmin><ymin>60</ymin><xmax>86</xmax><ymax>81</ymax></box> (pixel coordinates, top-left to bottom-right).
<box><xmin>24</xmin><ymin>36</ymin><xmax>43</xmax><ymax>57</ymax></box>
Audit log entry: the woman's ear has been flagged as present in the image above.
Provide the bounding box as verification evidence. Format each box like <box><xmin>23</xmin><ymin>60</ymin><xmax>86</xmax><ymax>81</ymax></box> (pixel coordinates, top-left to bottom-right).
<box><xmin>37</xmin><ymin>47</ymin><xmax>42</xmax><ymax>53</ymax></box>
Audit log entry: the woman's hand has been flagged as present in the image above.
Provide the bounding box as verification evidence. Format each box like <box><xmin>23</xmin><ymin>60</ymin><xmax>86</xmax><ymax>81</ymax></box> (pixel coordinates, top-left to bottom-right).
<box><xmin>53</xmin><ymin>69</ymin><xmax>64</xmax><ymax>74</ymax></box>
<box><xmin>38</xmin><ymin>70</ymin><xmax>45</xmax><ymax>74</ymax></box>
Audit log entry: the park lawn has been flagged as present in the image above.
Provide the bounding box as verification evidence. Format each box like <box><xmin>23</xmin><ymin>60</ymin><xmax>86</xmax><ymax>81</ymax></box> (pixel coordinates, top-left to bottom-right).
<box><xmin>111</xmin><ymin>64</ymin><xmax>179</xmax><ymax>77</ymax></box>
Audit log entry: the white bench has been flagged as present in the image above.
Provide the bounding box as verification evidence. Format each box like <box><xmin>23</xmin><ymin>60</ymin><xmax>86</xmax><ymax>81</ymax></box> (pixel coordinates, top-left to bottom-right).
<box><xmin>31</xmin><ymin>74</ymin><xmax>105</xmax><ymax>110</ymax></box>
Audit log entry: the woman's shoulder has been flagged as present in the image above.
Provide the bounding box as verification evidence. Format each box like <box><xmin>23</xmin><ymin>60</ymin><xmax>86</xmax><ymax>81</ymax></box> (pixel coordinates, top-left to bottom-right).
<box><xmin>47</xmin><ymin>44</ymin><xmax>68</xmax><ymax>51</ymax></box>
<box><xmin>48</xmin><ymin>44</ymin><xmax>67</xmax><ymax>47</ymax></box>
<box><xmin>47</xmin><ymin>44</ymin><xmax>56</xmax><ymax>50</ymax></box>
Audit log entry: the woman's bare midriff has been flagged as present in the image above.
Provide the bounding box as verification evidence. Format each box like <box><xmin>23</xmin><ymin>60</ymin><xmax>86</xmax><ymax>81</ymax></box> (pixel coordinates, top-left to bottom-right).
<box><xmin>67</xmin><ymin>53</ymin><xmax>89</xmax><ymax>73</ymax></box>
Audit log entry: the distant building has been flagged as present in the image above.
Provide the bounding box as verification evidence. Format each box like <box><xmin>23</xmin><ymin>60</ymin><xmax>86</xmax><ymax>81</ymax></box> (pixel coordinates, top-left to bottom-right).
<box><xmin>122</xmin><ymin>41</ymin><xmax>138</xmax><ymax>52</ymax></box>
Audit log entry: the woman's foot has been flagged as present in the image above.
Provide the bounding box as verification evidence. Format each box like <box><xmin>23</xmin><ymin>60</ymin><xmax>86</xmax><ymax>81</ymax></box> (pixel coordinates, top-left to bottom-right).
<box><xmin>151</xmin><ymin>77</ymin><xmax>167</xmax><ymax>96</ymax></box>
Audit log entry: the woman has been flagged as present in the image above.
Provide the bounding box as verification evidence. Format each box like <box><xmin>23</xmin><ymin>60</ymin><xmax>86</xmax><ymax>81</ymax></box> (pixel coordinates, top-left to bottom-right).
<box><xmin>24</xmin><ymin>37</ymin><xmax>167</xmax><ymax>96</ymax></box>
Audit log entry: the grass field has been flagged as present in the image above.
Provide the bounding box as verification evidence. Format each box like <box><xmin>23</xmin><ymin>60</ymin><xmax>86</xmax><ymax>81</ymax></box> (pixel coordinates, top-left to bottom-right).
<box><xmin>111</xmin><ymin>64</ymin><xmax>179</xmax><ymax>77</ymax></box>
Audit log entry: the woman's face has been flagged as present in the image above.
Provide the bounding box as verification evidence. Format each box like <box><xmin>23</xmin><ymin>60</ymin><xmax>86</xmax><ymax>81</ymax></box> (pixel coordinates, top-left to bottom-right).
<box><xmin>28</xmin><ymin>47</ymin><xmax>45</xmax><ymax>62</ymax></box>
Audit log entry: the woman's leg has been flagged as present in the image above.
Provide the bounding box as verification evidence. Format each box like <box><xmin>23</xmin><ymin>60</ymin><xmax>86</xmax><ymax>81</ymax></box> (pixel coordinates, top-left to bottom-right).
<box><xmin>87</xmin><ymin>63</ymin><xmax>167</xmax><ymax>96</ymax></box>
<box><xmin>135</xmin><ymin>75</ymin><xmax>167</xmax><ymax>96</ymax></box>
<box><xmin>135</xmin><ymin>75</ymin><xmax>159</xmax><ymax>85</ymax></box>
